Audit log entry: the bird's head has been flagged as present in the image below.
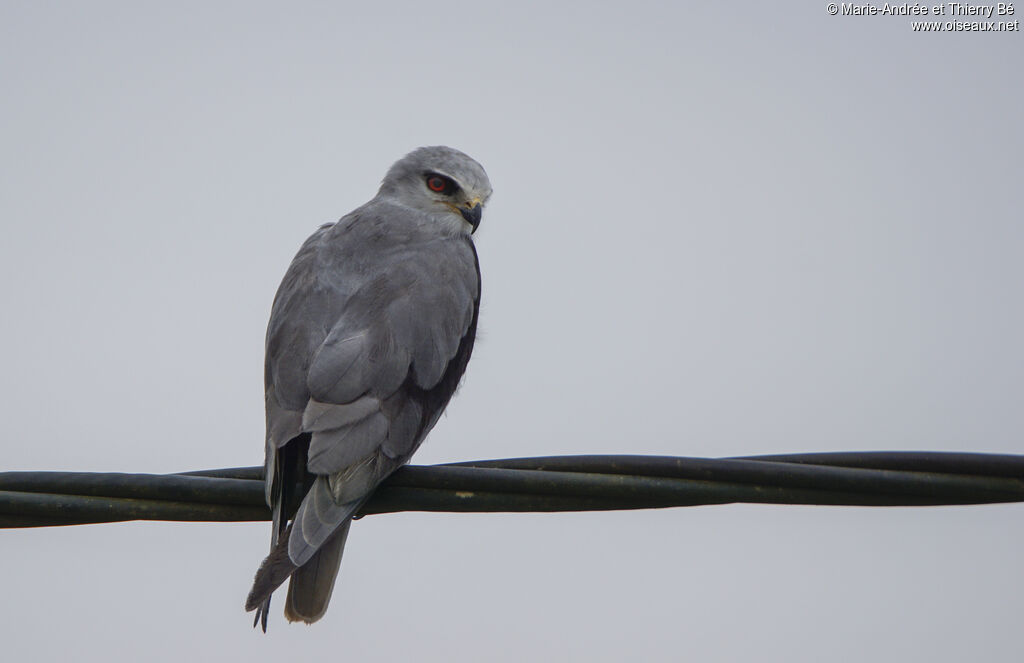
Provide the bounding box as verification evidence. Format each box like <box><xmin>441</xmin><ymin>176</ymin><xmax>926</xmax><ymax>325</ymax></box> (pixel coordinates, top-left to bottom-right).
<box><xmin>378</xmin><ymin>146</ymin><xmax>492</xmax><ymax>234</ymax></box>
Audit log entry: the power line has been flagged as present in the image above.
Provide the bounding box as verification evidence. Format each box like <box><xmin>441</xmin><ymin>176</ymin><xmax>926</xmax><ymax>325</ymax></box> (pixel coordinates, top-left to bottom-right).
<box><xmin>2</xmin><ymin>452</ymin><xmax>1022</xmax><ymax>528</ymax></box>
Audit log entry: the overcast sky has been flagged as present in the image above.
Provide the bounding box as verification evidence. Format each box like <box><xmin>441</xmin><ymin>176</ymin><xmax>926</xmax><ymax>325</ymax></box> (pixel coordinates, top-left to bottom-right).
<box><xmin>2</xmin><ymin>2</ymin><xmax>1021</xmax><ymax>661</ymax></box>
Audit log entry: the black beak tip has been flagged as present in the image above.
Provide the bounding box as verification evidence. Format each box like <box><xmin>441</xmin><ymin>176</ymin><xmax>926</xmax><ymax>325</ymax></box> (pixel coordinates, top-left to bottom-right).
<box><xmin>460</xmin><ymin>205</ymin><xmax>482</xmax><ymax>232</ymax></box>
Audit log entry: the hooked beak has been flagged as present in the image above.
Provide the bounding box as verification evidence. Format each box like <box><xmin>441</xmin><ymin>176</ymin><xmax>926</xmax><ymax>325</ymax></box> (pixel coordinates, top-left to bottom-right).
<box><xmin>460</xmin><ymin>201</ymin><xmax>483</xmax><ymax>233</ymax></box>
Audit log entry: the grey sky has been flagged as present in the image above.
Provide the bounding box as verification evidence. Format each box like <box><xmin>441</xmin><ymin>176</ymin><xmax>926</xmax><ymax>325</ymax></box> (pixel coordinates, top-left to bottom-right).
<box><xmin>1</xmin><ymin>2</ymin><xmax>1021</xmax><ymax>661</ymax></box>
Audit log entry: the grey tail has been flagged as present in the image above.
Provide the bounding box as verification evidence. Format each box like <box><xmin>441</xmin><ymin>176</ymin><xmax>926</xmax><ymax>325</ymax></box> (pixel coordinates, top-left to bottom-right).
<box><xmin>246</xmin><ymin>523</ymin><xmax>299</xmax><ymax>630</ymax></box>
<box><xmin>284</xmin><ymin>520</ymin><xmax>352</xmax><ymax>623</ymax></box>
<box><xmin>249</xmin><ymin>436</ymin><xmax>313</xmax><ymax>631</ymax></box>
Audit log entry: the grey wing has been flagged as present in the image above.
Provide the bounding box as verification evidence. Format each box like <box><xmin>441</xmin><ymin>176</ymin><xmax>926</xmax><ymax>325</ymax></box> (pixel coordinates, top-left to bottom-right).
<box><xmin>268</xmin><ymin>223</ymin><xmax>481</xmax><ymax>567</ymax></box>
<box><xmin>261</xmin><ymin>224</ymin><xmax>338</xmax><ymax>549</ymax></box>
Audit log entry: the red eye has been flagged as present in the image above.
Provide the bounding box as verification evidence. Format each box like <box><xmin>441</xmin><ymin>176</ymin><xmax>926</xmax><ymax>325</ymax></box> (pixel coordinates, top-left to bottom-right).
<box><xmin>426</xmin><ymin>175</ymin><xmax>447</xmax><ymax>193</ymax></box>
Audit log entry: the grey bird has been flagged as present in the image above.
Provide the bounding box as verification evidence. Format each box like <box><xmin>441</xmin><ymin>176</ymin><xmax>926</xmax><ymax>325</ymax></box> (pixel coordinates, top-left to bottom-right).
<box><xmin>245</xmin><ymin>146</ymin><xmax>491</xmax><ymax>630</ymax></box>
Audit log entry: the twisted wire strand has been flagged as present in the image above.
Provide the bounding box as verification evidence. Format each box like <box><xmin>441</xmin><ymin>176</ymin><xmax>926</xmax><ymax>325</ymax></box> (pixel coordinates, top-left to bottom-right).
<box><xmin>2</xmin><ymin>452</ymin><xmax>1022</xmax><ymax>528</ymax></box>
